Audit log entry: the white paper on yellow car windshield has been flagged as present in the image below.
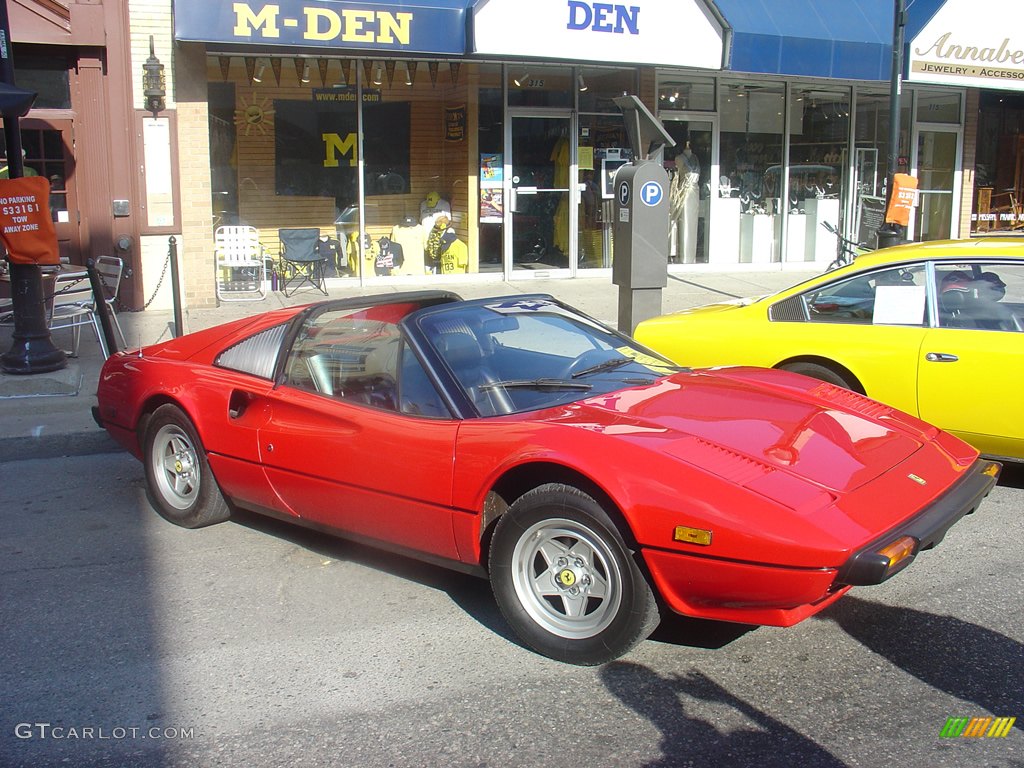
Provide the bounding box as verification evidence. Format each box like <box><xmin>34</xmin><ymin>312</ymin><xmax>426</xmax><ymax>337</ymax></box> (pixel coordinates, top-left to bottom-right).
<box><xmin>872</xmin><ymin>285</ymin><xmax>927</xmax><ymax>325</ymax></box>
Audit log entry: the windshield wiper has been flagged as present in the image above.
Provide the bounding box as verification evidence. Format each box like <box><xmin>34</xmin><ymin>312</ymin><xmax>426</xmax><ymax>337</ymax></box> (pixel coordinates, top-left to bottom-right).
<box><xmin>479</xmin><ymin>378</ymin><xmax>593</xmax><ymax>391</ymax></box>
<box><xmin>570</xmin><ymin>357</ymin><xmax>633</xmax><ymax>378</ymax></box>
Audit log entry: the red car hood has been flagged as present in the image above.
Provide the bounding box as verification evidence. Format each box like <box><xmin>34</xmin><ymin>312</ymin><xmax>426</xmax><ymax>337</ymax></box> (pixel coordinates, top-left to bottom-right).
<box><xmin>554</xmin><ymin>368</ymin><xmax>924</xmax><ymax>495</ymax></box>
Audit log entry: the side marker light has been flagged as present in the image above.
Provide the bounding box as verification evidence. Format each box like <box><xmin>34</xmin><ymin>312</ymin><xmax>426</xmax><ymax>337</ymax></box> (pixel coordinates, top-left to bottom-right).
<box><xmin>673</xmin><ymin>526</ymin><xmax>712</xmax><ymax>546</ymax></box>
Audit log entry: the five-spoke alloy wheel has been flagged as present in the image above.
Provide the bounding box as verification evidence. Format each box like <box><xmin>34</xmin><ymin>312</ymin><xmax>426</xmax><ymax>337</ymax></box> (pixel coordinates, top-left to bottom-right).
<box><xmin>490</xmin><ymin>483</ymin><xmax>659</xmax><ymax>665</ymax></box>
<box><xmin>144</xmin><ymin>404</ymin><xmax>230</xmax><ymax>528</ymax></box>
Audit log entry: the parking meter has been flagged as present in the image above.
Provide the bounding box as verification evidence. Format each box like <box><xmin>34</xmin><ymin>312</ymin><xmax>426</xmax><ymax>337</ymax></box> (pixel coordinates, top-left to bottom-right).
<box><xmin>611</xmin><ymin>96</ymin><xmax>675</xmax><ymax>334</ymax></box>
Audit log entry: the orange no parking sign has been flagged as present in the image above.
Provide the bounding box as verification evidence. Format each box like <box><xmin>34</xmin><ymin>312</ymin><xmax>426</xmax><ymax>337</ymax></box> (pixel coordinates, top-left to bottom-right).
<box><xmin>0</xmin><ymin>176</ymin><xmax>59</xmax><ymax>265</ymax></box>
<box><xmin>885</xmin><ymin>173</ymin><xmax>919</xmax><ymax>227</ymax></box>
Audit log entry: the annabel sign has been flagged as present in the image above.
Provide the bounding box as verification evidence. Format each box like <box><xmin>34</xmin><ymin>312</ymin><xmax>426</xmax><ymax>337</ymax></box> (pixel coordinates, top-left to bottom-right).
<box><xmin>173</xmin><ymin>0</ymin><xmax>467</xmax><ymax>55</ymax></box>
<box><xmin>908</xmin><ymin>0</ymin><xmax>1024</xmax><ymax>91</ymax></box>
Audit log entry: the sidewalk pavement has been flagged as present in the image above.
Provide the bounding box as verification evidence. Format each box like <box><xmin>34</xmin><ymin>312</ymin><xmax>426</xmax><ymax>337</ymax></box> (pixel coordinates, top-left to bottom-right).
<box><xmin>0</xmin><ymin>267</ymin><xmax>818</xmax><ymax>462</ymax></box>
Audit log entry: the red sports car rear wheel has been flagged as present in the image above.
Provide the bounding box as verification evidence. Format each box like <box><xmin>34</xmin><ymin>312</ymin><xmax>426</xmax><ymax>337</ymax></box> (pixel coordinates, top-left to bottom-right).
<box><xmin>489</xmin><ymin>483</ymin><xmax>659</xmax><ymax>665</ymax></box>
<box><xmin>143</xmin><ymin>404</ymin><xmax>231</xmax><ymax>529</ymax></box>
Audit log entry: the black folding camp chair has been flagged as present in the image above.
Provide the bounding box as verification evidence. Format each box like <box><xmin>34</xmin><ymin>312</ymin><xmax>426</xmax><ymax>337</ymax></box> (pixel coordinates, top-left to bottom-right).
<box><xmin>279</xmin><ymin>228</ymin><xmax>328</xmax><ymax>297</ymax></box>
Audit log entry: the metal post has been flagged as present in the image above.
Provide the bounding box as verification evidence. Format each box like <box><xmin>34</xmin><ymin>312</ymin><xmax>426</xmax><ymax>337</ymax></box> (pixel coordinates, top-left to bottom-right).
<box><xmin>0</xmin><ymin>0</ymin><xmax>66</xmax><ymax>374</ymax></box>
<box><xmin>86</xmin><ymin>258</ymin><xmax>117</xmax><ymax>357</ymax></box>
<box><xmin>168</xmin><ymin>236</ymin><xmax>183</xmax><ymax>337</ymax></box>
<box><xmin>877</xmin><ymin>0</ymin><xmax>907</xmax><ymax>249</ymax></box>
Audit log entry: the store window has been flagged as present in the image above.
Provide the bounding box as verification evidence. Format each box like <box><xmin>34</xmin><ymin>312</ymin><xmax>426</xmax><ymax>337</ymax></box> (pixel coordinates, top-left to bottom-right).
<box><xmin>477</xmin><ymin>71</ymin><xmax>504</xmax><ymax>274</ymax></box>
<box><xmin>209</xmin><ymin>82</ymin><xmax>239</xmax><ymax>228</ymax></box>
<box><xmin>719</xmin><ymin>82</ymin><xmax>785</xmax><ymax>263</ymax></box>
<box><xmin>786</xmin><ymin>85</ymin><xmax>850</xmax><ymax>263</ymax></box>
<box><xmin>850</xmin><ymin>89</ymin><xmax>911</xmax><ymax>248</ymax></box>
<box><xmin>208</xmin><ymin>55</ymin><xmax>493</xmax><ymax>282</ymax></box>
<box><xmin>916</xmin><ymin>90</ymin><xmax>961</xmax><ymax>124</ymax></box>
<box><xmin>507</xmin><ymin>65</ymin><xmax>573</xmax><ymax>109</ymax></box>
<box><xmin>578</xmin><ymin>68</ymin><xmax>637</xmax><ymax>113</ymax></box>
<box><xmin>577</xmin><ymin>68</ymin><xmax>632</xmax><ymax>271</ymax></box>
<box><xmin>657</xmin><ymin>76</ymin><xmax>715</xmax><ymax>112</ymax></box>
<box><xmin>972</xmin><ymin>90</ymin><xmax>1024</xmax><ymax>235</ymax></box>
<box><xmin>12</xmin><ymin>45</ymin><xmax>71</xmax><ymax>110</ymax></box>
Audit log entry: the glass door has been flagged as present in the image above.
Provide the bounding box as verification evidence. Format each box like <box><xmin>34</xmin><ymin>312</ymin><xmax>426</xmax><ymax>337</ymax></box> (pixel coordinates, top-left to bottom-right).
<box><xmin>911</xmin><ymin>124</ymin><xmax>961</xmax><ymax>241</ymax></box>
<box><xmin>506</xmin><ymin>112</ymin><xmax>574</xmax><ymax>275</ymax></box>
<box><xmin>660</xmin><ymin>115</ymin><xmax>716</xmax><ymax>264</ymax></box>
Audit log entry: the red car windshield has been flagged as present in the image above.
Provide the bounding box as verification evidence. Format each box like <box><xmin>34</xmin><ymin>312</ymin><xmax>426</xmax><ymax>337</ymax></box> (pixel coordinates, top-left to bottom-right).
<box><xmin>416</xmin><ymin>298</ymin><xmax>683</xmax><ymax>416</ymax></box>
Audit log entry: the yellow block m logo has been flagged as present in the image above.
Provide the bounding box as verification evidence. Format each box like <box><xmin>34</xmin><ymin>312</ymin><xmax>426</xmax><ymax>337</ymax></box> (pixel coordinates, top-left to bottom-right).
<box><xmin>323</xmin><ymin>133</ymin><xmax>358</xmax><ymax>168</ymax></box>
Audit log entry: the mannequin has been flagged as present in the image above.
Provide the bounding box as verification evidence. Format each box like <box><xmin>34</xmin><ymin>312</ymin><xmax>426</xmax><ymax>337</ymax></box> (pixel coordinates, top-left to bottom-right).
<box><xmin>420</xmin><ymin>191</ymin><xmax>451</xmax><ymax>230</ymax></box>
<box><xmin>438</xmin><ymin>229</ymin><xmax>468</xmax><ymax>274</ymax></box>
<box><xmin>425</xmin><ymin>215</ymin><xmax>452</xmax><ymax>273</ymax></box>
<box><xmin>669</xmin><ymin>142</ymin><xmax>700</xmax><ymax>263</ymax></box>
<box><xmin>390</xmin><ymin>214</ymin><xmax>427</xmax><ymax>275</ymax></box>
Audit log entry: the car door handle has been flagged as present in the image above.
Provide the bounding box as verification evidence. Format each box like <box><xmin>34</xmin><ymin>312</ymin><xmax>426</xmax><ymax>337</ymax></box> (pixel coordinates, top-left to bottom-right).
<box><xmin>228</xmin><ymin>389</ymin><xmax>255</xmax><ymax>419</ymax></box>
<box><xmin>925</xmin><ymin>352</ymin><xmax>959</xmax><ymax>363</ymax></box>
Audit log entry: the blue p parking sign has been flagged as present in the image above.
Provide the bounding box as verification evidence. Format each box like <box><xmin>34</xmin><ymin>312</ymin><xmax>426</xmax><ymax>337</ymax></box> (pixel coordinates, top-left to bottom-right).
<box><xmin>639</xmin><ymin>181</ymin><xmax>663</xmax><ymax>207</ymax></box>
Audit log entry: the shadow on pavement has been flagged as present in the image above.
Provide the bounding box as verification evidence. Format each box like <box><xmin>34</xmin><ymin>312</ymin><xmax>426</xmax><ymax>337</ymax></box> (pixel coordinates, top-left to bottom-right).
<box><xmin>649</xmin><ymin>611</ymin><xmax>758</xmax><ymax>650</ymax></box>
<box><xmin>601</xmin><ymin>662</ymin><xmax>847</xmax><ymax>768</ymax></box>
<box><xmin>228</xmin><ymin>508</ymin><xmax>519</xmax><ymax>646</ymax></box>
<box><xmin>821</xmin><ymin>595</ymin><xmax>1023</xmax><ymax>715</ymax></box>
<box><xmin>0</xmin><ymin>455</ymin><xmax>172</xmax><ymax>768</ymax></box>
<box><xmin>996</xmin><ymin>461</ymin><xmax>1024</xmax><ymax>490</ymax></box>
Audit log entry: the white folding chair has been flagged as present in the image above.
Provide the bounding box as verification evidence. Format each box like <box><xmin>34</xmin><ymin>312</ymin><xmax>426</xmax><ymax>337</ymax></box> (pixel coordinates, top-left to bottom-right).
<box><xmin>215</xmin><ymin>225</ymin><xmax>267</xmax><ymax>301</ymax></box>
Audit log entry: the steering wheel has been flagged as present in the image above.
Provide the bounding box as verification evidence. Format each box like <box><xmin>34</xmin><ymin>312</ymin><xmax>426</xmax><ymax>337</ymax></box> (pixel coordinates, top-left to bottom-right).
<box><xmin>469</xmin><ymin>367</ymin><xmax>516</xmax><ymax>417</ymax></box>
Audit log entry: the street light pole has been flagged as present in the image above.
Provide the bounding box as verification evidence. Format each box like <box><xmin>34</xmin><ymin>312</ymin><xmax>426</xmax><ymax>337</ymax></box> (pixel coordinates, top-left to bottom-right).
<box><xmin>877</xmin><ymin>0</ymin><xmax>907</xmax><ymax>249</ymax></box>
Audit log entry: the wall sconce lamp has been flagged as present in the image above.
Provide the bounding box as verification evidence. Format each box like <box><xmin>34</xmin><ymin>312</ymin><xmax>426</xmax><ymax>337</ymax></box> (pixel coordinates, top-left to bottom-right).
<box><xmin>577</xmin><ymin>75</ymin><xmax>588</xmax><ymax>92</ymax></box>
<box><xmin>142</xmin><ymin>35</ymin><xmax>166</xmax><ymax>117</ymax></box>
<box><xmin>252</xmin><ymin>60</ymin><xmax>266</xmax><ymax>83</ymax></box>
<box><xmin>405</xmin><ymin>63</ymin><xmax>414</xmax><ymax>86</ymax></box>
<box><xmin>301</xmin><ymin>62</ymin><xmax>311</xmax><ymax>84</ymax></box>
<box><xmin>373</xmin><ymin>64</ymin><xmax>383</xmax><ymax>85</ymax></box>
<box><xmin>513</xmin><ymin>72</ymin><xmax>529</xmax><ymax>87</ymax></box>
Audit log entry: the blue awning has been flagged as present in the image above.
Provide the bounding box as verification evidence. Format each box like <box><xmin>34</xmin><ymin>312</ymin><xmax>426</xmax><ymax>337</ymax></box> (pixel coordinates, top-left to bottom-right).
<box><xmin>173</xmin><ymin>0</ymin><xmax>469</xmax><ymax>56</ymax></box>
<box><xmin>713</xmin><ymin>0</ymin><xmax>946</xmax><ymax>81</ymax></box>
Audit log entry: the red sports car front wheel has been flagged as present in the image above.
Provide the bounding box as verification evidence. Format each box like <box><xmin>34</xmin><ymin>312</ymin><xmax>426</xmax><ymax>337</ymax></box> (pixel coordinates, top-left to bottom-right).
<box><xmin>143</xmin><ymin>404</ymin><xmax>231</xmax><ymax>529</ymax></box>
<box><xmin>489</xmin><ymin>483</ymin><xmax>659</xmax><ymax>665</ymax></box>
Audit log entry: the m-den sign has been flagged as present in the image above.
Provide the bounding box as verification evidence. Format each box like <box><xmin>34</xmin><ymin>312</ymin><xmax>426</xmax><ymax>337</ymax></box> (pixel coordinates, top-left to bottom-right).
<box><xmin>174</xmin><ymin>1</ymin><xmax>467</xmax><ymax>55</ymax></box>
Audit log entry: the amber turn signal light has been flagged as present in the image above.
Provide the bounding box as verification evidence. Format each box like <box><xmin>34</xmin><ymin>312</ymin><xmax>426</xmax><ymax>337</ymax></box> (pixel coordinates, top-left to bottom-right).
<box><xmin>878</xmin><ymin>536</ymin><xmax>916</xmax><ymax>569</ymax></box>
<box><xmin>673</xmin><ymin>526</ymin><xmax>712</xmax><ymax>546</ymax></box>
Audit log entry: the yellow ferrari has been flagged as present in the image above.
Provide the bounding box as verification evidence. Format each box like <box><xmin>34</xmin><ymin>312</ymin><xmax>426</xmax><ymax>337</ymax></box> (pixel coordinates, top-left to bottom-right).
<box><xmin>635</xmin><ymin>239</ymin><xmax>1024</xmax><ymax>461</ymax></box>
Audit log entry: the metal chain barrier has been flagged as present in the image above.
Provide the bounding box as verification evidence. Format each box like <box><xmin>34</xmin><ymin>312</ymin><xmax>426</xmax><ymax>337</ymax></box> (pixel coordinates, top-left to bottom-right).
<box><xmin>136</xmin><ymin>248</ymin><xmax>172</xmax><ymax>311</ymax></box>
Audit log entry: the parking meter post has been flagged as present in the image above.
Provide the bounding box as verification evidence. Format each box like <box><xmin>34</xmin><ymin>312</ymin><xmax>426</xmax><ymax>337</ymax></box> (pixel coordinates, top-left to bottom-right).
<box><xmin>612</xmin><ymin>96</ymin><xmax>675</xmax><ymax>335</ymax></box>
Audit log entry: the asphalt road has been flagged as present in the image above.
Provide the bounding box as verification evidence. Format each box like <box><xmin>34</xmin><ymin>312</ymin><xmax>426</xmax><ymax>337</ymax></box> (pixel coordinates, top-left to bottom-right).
<box><xmin>1</xmin><ymin>453</ymin><xmax>1022</xmax><ymax>768</ymax></box>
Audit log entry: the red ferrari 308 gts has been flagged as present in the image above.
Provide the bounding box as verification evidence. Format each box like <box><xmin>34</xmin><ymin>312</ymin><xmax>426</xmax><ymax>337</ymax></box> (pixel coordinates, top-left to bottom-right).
<box><xmin>94</xmin><ymin>292</ymin><xmax>1000</xmax><ymax>664</ymax></box>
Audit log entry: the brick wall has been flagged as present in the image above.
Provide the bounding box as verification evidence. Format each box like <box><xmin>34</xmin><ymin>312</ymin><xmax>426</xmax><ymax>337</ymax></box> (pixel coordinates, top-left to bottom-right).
<box><xmin>175</xmin><ymin>43</ymin><xmax>217</xmax><ymax>307</ymax></box>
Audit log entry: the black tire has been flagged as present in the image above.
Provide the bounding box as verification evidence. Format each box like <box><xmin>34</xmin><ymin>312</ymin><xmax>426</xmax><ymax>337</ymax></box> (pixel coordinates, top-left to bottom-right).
<box><xmin>489</xmin><ymin>483</ymin><xmax>659</xmax><ymax>665</ymax></box>
<box><xmin>143</xmin><ymin>404</ymin><xmax>231</xmax><ymax>529</ymax></box>
<box><xmin>779</xmin><ymin>361</ymin><xmax>855</xmax><ymax>391</ymax></box>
